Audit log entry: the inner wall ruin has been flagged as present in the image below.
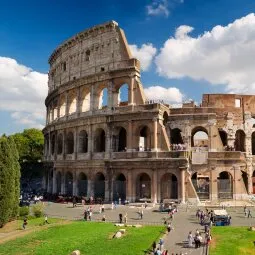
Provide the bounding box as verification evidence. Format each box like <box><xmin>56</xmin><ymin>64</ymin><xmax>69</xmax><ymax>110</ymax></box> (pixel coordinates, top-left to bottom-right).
<box><xmin>43</xmin><ymin>21</ymin><xmax>255</xmax><ymax>204</ymax></box>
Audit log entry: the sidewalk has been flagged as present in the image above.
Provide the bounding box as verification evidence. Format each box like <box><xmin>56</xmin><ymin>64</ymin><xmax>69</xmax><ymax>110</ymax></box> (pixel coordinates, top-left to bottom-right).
<box><xmin>162</xmin><ymin>208</ymin><xmax>206</xmax><ymax>255</ymax></box>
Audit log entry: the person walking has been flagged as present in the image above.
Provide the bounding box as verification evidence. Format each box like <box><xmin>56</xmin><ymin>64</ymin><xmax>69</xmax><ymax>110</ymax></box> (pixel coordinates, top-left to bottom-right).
<box><xmin>244</xmin><ymin>207</ymin><xmax>248</xmax><ymax>217</ymax></box>
<box><xmin>167</xmin><ymin>223</ymin><xmax>172</xmax><ymax>234</ymax></box>
<box><xmin>44</xmin><ymin>214</ymin><xmax>49</xmax><ymax>224</ymax></box>
<box><xmin>247</xmin><ymin>209</ymin><xmax>252</xmax><ymax>218</ymax></box>
<box><xmin>22</xmin><ymin>217</ymin><xmax>28</xmax><ymax>230</ymax></box>
<box><xmin>124</xmin><ymin>213</ymin><xmax>128</xmax><ymax>224</ymax></box>
<box><xmin>152</xmin><ymin>241</ymin><xmax>157</xmax><ymax>253</ymax></box>
<box><xmin>187</xmin><ymin>231</ymin><xmax>193</xmax><ymax>248</ymax></box>
<box><xmin>119</xmin><ymin>213</ymin><xmax>123</xmax><ymax>223</ymax></box>
<box><xmin>159</xmin><ymin>238</ymin><xmax>164</xmax><ymax>251</ymax></box>
<box><xmin>140</xmin><ymin>209</ymin><xmax>144</xmax><ymax>219</ymax></box>
<box><xmin>102</xmin><ymin>204</ymin><xmax>105</xmax><ymax>213</ymax></box>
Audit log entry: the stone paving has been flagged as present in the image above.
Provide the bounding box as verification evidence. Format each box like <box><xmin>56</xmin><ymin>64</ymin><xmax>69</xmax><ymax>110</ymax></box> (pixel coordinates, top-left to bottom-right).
<box><xmin>44</xmin><ymin>202</ymin><xmax>255</xmax><ymax>255</ymax></box>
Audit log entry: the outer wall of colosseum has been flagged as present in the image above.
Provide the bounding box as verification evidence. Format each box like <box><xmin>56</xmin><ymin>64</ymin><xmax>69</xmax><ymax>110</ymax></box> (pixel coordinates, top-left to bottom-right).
<box><xmin>43</xmin><ymin>21</ymin><xmax>255</xmax><ymax>204</ymax></box>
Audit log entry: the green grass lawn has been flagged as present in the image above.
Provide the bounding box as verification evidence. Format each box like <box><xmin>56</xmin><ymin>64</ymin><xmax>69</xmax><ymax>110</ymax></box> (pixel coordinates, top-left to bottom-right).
<box><xmin>0</xmin><ymin>221</ymin><xmax>164</xmax><ymax>255</ymax></box>
<box><xmin>210</xmin><ymin>226</ymin><xmax>255</xmax><ymax>255</ymax></box>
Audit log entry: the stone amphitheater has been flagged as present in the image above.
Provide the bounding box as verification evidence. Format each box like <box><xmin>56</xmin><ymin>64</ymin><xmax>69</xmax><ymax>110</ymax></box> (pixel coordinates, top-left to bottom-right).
<box><xmin>43</xmin><ymin>21</ymin><xmax>255</xmax><ymax>204</ymax></box>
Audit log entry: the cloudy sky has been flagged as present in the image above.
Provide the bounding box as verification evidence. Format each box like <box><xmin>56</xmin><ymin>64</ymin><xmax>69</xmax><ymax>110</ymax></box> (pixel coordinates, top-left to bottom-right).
<box><xmin>1</xmin><ymin>0</ymin><xmax>255</xmax><ymax>135</ymax></box>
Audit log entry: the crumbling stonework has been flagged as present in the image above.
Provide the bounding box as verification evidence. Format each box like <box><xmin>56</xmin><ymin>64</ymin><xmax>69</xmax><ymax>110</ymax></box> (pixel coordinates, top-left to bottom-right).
<box><xmin>43</xmin><ymin>21</ymin><xmax>255</xmax><ymax>204</ymax></box>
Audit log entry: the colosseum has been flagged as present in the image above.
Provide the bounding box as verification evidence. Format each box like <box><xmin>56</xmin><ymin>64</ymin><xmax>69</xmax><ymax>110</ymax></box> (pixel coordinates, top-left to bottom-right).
<box><xmin>43</xmin><ymin>21</ymin><xmax>255</xmax><ymax>204</ymax></box>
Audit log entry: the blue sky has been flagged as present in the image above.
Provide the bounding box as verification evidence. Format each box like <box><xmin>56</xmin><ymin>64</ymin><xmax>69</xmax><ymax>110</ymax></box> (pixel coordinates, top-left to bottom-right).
<box><xmin>1</xmin><ymin>0</ymin><xmax>255</xmax><ymax>135</ymax></box>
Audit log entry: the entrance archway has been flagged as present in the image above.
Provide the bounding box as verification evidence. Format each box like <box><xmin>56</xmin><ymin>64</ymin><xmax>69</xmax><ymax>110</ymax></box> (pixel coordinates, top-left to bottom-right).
<box><xmin>192</xmin><ymin>127</ymin><xmax>208</xmax><ymax>147</ymax></box>
<box><xmin>160</xmin><ymin>173</ymin><xmax>178</xmax><ymax>200</ymax></box>
<box><xmin>78</xmin><ymin>173</ymin><xmax>88</xmax><ymax>196</ymax></box>
<box><xmin>139</xmin><ymin>126</ymin><xmax>151</xmax><ymax>151</ymax></box>
<box><xmin>113</xmin><ymin>173</ymin><xmax>126</xmax><ymax>201</ymax></box>
<box><xmin>65</xmin><ymin>172</ymin><xmax>73</xmax><ymax>196</ymax></box>
<box><xmin>56</xmin><ymin>171</ymin><xmax>61</xmax><ymax>194</ymax></box>
<box><xmin>118</xmin><ymin>128</ymin><xmax>127</xmax><ymax>151</ymax></box>
<box><xmin>191</xmin><ymin>173</ymin><xmax>210</xmax><ymax>200</ymax></box>
<box><xmin>94</xmin><ymin>129</ymin><xmax>106</xmax><ymax>152</ymax></box>
<box><xmin>170</xmin><ymin>128</ymin><xmax>183</xmax><ymax>144</ymax></box>
<box><xmin>235</xmin><ymin>130</ymin><xmax>245</xmax><ymax>152</ymax></box>
<box><xmin>219</xmin><ymin>129</ymin><xmax>227</xmax><ymax>147</ymax></box>
<box><xmin>252</xmin><ymin>171</ymin><xmax>255</xmax><ymax>194</ymax></box>
<box><xmin>218</xmin><ymin>171</ymin><xmax>233</xmax><ymax>199</ymax></box>
<box><xmin>136</xmin><ymin>173</ymin><xmax>151</xmax><ymax>200</ymax></box>
<box><xmin>94</xmin><ymin>172</ymin><xmax>105</xmax><ymax>199</ymax></box>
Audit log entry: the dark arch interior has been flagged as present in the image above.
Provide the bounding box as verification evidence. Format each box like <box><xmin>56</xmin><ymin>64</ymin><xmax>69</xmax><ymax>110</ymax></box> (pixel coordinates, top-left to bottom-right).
<box><xmin>94</xmin><ymin>172</ymin><xmax>105</xmax><ymax>199</ymax></box>
<box><xmin>95</xmin><ymin>129</ymin><xmax>105</xmax><ymax>152</ymax></box>
<box><xmin>78</xmin><ymin>130</ymin><xmax>88</xmax><ymax>153</ymax></box>
<box><xmin>57</xmin><ymin>134</ymin><xmax>63</xmax><ymax>154</ymax></box>
<box><xmin>118</xmin><ymin>128</ymin><xmax>127</xmax><ymax>151</ymax></box>
<box><xmin>116</xmin><ymin>173</ymin><xmax>126</xmax><ymax>181</ymax></box>
<box><xmin>219</xmin><ymin>171</ymin><xmax>231</xmax><ymax>179</ymax></box>
<box><xmin>170</xmin><ymin>128</ymin><xmax>183</xmax><ymax>144</ymax></box>
<box><xmin>163</xmin><ymin>112</ymin><xmax>168</xmax><ymax>126</ymax></box>
<box><xmin>51</xmin><ymin>134</ymin><xmax>55</xmax><ymax>155</ymax></box>
<box><xmin>66</xmin><ymin>132</ymin><xmax>74</xmax><ymax>154</ymax></box>
<box><xmin>219</xmin><ymin>129</ymin><xmax>227</xmax><ymax>146</ymax></box>
<box><xmin>113</xmin><ymin>173</ymin><xmax>126</xmax><ymax>201</ymax></box>
<box><xmin>235</xmin><ymin>130</ymin><xmax>245</xmax><ymax>152</ymax></box>
<box><xmin>139</xmin><ymin>126</ymin><xmax>151</xmax><ymax>151</ymax></box>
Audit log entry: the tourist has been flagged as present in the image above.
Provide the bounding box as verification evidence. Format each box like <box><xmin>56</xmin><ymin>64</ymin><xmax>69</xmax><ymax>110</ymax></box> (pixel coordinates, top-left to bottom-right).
<box><xmin>187</xmin><ymin>231</ymin><xmax>193</xmax><ymax>248</ymax></box>
<box><xmin>72</xmin><ymin>196</ymin><xmax>77</xmax><ymax>207</ymax></box>
<box><xmin>124</xmin><ymin>213</ymin><xmax>128</xmax><ymax>224</ymax></box>
<box><xmin>102</xmin><ymin>204</ymin><xmax>105</xmax><ymax>213</ymax></box>
<box><xmin>22</xmin><ymin>217</ymin><xmax>28</xmax><ymax>230</ymax></box>
<box><xmin>84</xmin><ymin>210</ymin><xmax>88</xmax><ymax>221</ymax></box>
<box><xmin>44</xmin><ymin>214</ymin><xmax>49</xmax><ymax>224</ymax></box>
<box><xmin>119</xmin><ymin>213</ymin><xmax>123</xmax><ymax>223</ymax></box>
<box><xmin>155</xmin><ymin>248</ymin><xmax>162</xmax><ymax>255</ymax></box>
<box><xmin>140</xmin><ymin>209</ymin><xmax>144</xmax><ymax>219</ymax></box>
<box><xmin>99</xmin><ymin>205</ymin><xmax>102</xmax><ymax>214</ymax></box>
<box><xmin>152</xmin><ymin>241</ymin><xmax>157</xmax><ymax>252</ymax></box>
<box><xmin>111</xmin><ymin>202</ymin><xmax>114</xmax><ymax>210</ymax></box>
<box><xmin>159</xmin><ymin>238</ymin><xmax>164</xmax><ymax>251</ymax></box>
<box><xmin>162</xmin><ymin>250</ymin><xmax>168</xmax><ymax>255</ymax></box>
<box><xmin>167</xmin><ymin>222</ymin><xmax>172</xmax><ymax>234</ymax></box>
<box><xmin>102</xmin><ymin>215</ymin><xmax>106</xmax><ymax>222</ymax></box>
<box><xmin>145</xmin><ymin>201</ymin><xmax>148</xmax><ymax>208</ymax></box>
<box><xmin>247</xmin><ymin>209</ymin><xmax>252</xmax><ymax>218</ymax></box>
<box><xmin>244</xmin><ymin>207</ymin><xmax>248</xmax><ymax>217</ymax></box>
<box><xmin>88</xmin><ymin>211</ymin><xmax>92</xmax><ymax>221</ymax></box>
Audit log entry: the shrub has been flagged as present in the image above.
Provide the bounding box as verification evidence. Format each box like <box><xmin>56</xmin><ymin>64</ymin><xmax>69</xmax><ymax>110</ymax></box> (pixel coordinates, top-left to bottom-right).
<box><xmin>32</xmin><ymin>202</ymin><xmax>45</xmax><ymax>218</ymax></box>
<box><xmin>19</xmin><ymin>206</ymin><xmax>29</xmax><ymax>217</ymax></box>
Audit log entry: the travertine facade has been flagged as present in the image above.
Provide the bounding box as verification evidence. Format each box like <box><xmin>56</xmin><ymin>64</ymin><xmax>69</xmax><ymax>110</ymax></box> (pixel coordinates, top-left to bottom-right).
<box><xmin>43</xmin><ymin>21</ymin><xmax>255</xmax><ymax>203</ymax></box>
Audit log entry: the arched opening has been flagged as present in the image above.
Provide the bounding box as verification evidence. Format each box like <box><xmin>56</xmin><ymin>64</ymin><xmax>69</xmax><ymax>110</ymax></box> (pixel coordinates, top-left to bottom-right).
<box><xmin>59</xmin><ymin>95</ymin><xmax>66</xmax><ymax>117</ymax></box>
<box><xmin>65</xmin><ymin>172</ymin><xmax>73</xmax><ymax>196</ymax></box>
<box><xmin>191</xmin><ymin>172</ymin><xmax>210</xmax><ymax>200</ymax></box>
<box><xmin>80</xmin><ymin>88</ymin><xmax>90</xmax><ymax>112</ymax></box>
<box><xmin>51</xmin><ymin>134</ymin><xmax>55</xmax><ymax>155</ymax></box>
<box><xmin>118</xmin><ymin>128</ymin><xmax>127</xmax><ymax>152</ymax></box>
<box><xmin>68</xmin><ymin>91</ymin><xmax>77</xmax><ymax>115</ymax></box>
<box><xmin>252</xmin><ymin>132</ymin><xmax>255</xmax><ymax>155</ymax></box>
<box><xmin>136</xmin><ymin>173</ymin><xmax>151</xmax><ymax>200</ymax></box>
<box><xmin>94</xmin><ymin>129</ymin><xmax>105</xmax><ymax>152</ymax></box>
<box><xmin>161</xmin><ymin>173</ymin><xmax>178</xmax><ymax>200</ymax></box>
<box><xmin>252</xmin><ymin>170</ymin><xmax>255</xmax><ymax>194</ymax></box>
<box><xmin>139</xmin><ymin>126</ymin><xmax>151</xmax><ymax>151</ymax></box>
<box><xmin>78</xmin><ymin>130</ymin><xmax>88</xmax><ymax>153</ymax></box>
<box><xmin>218</xmin><ymin>171</ymin><xmax>233</xmax><ymax>199</ymax></box>
<box><xmin>192</xmin><ymin>127</ymin><xmax>208</xmax><ymax>147</ymax></box>
<box><xmin>235</xmin><ymin>130</ymin><xmax>245</xmax><ymax>152</ymax></box>
<box><xmin>57</xmin><ymin>134</ymin><xmax>63</xmax><ymax>154</ymax></box>
<box><xmin>241</xmin><ymin>171</ymin><xmax>248</xmax><ymax>193</ymax></box>
<box><xmin>66</xmin><ymin>132</ymin><xmax>74</xmax><ymax>154</ymax></box>
<box><xmin>219</xmin><ymin>129</ymin><xmax>227</xmax><ymax>147</ymax></box>
<box><xmin>163</xmin><ymin>112</ymin><xmax>168</xmax><ymax>126</ymax></box>
<box><xmin>94</xmin><ymin>172</ymin><xmax>105</xmax><ymax>199</ymax></box>
<box><xmin>118</xmin><ymin>84</ymin><xmax>129</xmax><ymax>106</ymax></box>
<box><xmin>78</xmin><ymin>172</ymin><xmax>88</xmax><ymax>196</ymax></box>
<box><xmin>53</xmin><ymin>101</ymin><xmax>58</xmax><ymax>120</ymax></box>
<box><xmin>56</xmin><ymin>171</ymin><xmax>61</xmax><ymax>194</ymax></box>
<box><xmin>113</xmin><ymin>173</ymin><xmax>126</xmax><ymax>201</ymax></box>
<box><xmin>99</xmin><ymin>88</ymin><xmax>108</xmax><ymax>109</ymax></box>
<box><xmin>170</xmin><ymin>128</ymin><xmax>183</xmax><ymax>145</ymax></box>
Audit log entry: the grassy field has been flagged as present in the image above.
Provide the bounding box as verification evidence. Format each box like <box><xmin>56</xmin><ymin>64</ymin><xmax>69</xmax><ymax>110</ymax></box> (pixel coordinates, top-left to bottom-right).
<box><xmin>0</xmin><ymin>221</ymin><xmax>164</xmax><ymax>255</ymax></box>
<box><xmin>210</xmin><ymin>226</ymin><xmax>255</xmax><ymax>255</ymax></box>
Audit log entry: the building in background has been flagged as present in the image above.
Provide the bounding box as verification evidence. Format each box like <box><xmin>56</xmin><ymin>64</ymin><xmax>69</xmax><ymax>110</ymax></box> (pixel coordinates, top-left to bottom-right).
<box><xmin>43</xmin><ymin>21</ymin><xmax>255</xmax><ymax>204</ymax></box>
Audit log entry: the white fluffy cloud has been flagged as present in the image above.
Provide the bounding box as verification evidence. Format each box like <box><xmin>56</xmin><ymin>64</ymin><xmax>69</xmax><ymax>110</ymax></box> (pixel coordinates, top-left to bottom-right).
<box><xmin>0</xmin><ymin>57</ymin><xmax>48</xmax><ymax>128</ymax></box>
<box><xmin>155</xmin><ymin>13</ymin><xmax>255</xmax><ymax>93</ymax></box>
<box><xmin>144</xmin><ymin>85</ymin><xmax>184</xmax><ymax>104</ymax></box>
<box><xmin>129</xmin><ymin>43</ymin><xmax>157</xmax><ymax>71</ymax></box>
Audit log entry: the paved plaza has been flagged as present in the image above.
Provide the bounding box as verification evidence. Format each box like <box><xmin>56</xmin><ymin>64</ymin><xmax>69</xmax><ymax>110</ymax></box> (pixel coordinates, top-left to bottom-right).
<box><xmin>44</xmin><ymin>202</ymin><xmax>255</xmax><ymax>255</ymax></box>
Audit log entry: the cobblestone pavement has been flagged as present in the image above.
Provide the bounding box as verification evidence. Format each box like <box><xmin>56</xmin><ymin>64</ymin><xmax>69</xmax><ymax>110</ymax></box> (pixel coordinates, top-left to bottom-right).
<box><xmin>44</xmin><ymin>203</ymin><xmax>254</xmax><ymax>255</ymax></box>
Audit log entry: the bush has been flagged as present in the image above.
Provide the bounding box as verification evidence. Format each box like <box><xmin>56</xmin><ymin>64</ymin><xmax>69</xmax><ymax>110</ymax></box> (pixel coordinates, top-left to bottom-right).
<box><xmin>32</xmin><ymin>202</ymin><xmax>45</xmax><ymax>218</ymax></box>
<box><xmin>19</xmin><ymin>206</ymin><xmax>29</xmax><ymax>217</ymax></box>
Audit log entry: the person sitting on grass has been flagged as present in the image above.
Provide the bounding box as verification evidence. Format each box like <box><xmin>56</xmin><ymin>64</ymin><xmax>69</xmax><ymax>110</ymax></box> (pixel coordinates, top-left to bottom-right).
<box><xmin>44</xmin><ymin>214</ymin><xmax>49</xmax><ymax>224</ymax></box>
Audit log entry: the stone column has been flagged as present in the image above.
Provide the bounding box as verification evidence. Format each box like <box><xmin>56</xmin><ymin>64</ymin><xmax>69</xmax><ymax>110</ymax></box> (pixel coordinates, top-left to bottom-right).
<box><xmin>105</xmin><ymin>128</ymin><xmax>111</xmax><ymax>159</ymax></box>
<box><xmin>65</xmin><ymin>91</ymin><xmax>68</xmax><ymax>117</ymax></box>
<box><xmin>107</xmin><ymin>80</ymin><xmax>114</xmax><ymax>109</ymax></box>
<box><xmin>57</xmin><ymin>97</ymin><xmax>60</xmax><ymax>118</ymax></box>
<box><xmin>179</xmin><ymin>167</ymin><xmax>186</xmax><ymax>203</ymax></box>
<box><xmin>104</xmin><ymin>179</ymin><xmax>110</xmax><ymax>202</ymax></box>
<box><xmin>127</xmin><ymin>121</ymin><xmax>133</xmax><ymax>152</ymax></box>
<box><xmin>88</xmin><ymin>125</ymin><xmax>93</xmax><ymax>159</ymax></box>
<box><xmin>63</xmin><ymin>130</ymin><xmax>66</xmax><ymax>160</ymax></box>
<box><xmin>73</xmin><ymin>171</ymin><xmax>77</xmax><ymax>196</ymax></box>
<box><xmin>52</xmin><ymin>169</ymin><xmax>57</xmax><ymax>194</ymax></box>
<box><xmin>87</xmin><ymin>180</ymin><xmax>94</xmax><ymax>197</ymax></box>
<box><xmin>210</xmin><ymin>167</ymin><xmax>218</xmax><ymax>201</ymax></box>
<box><xmin>128</xmin><ymin>76</ymin><xmax>135</xmax><ymax>105</ymax></box>
<box><xmin>152</xmin><ymin>117</ymin><xmax>158</xmax><ymax>152</ymax></box>
<box><xmin>76</xmin><ymin>87</ymin><xmax>81</xmax><ymax>116</ymax></box>
<box><xmin>47</xmin><ymin>170</ymin><xmax>51</xmax><ymax>193</ymax></box>
<box><xmin>61</xmin><ymin>170</ymin><xmax>65</xmax><ymax>194</ymax></box>
<box><xmin>48</xmin><ymin>132</ymin><xmax>52</xmax><ymax>160</ymax></box>
<box><xmin>152</xmin><ymin>169</ymin><xmax>158</xmax><ymax>204</ymax></box>
<box><xmin>127</xmin><ymin>170</ymin><xmax>133</xmax><ymax>202</ymax></box>
<box><xmin>74</xmin><ymin>127</ymin><xmax>78</xmax><ymax>160</ymax></box>
<box><xmin>245</xmin><ymin>134</ymin><xmax>252</xmax><ymax>155</ymax></box>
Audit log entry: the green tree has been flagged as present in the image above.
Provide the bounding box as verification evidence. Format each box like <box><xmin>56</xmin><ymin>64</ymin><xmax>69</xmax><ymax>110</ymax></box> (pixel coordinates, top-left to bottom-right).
<box><xmin>0</xmin><ymin>137</ymin><xmax>16</xmax><ymax>227</ymax></box>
